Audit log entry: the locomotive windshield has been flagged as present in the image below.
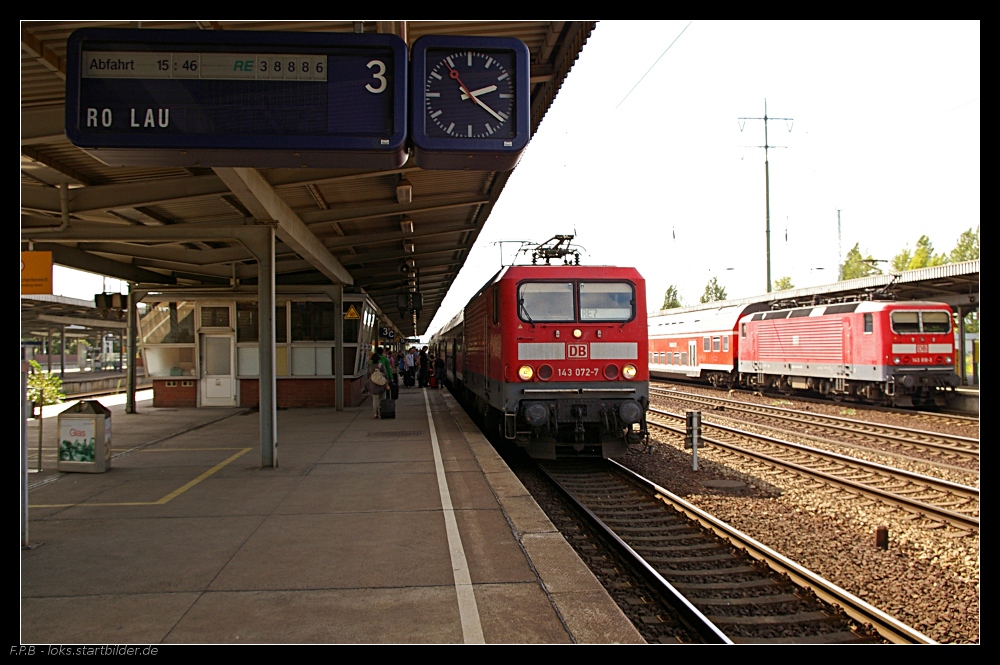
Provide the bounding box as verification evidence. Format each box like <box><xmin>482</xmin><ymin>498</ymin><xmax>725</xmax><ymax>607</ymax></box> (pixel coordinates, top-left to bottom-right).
<box><xmin>890</xmin><ymin>310</ymin><xmax>952</xmax><ymax>334</ymax></box>
<box><xmin>579</xmin><ymin>282</ymin><xmax>634</xmax><ymax>321</ymax></box>
<box><xmin>517</xmin><ymin>281</ymin><xmax>635</xmax><ymax>323</ymax></box>
<box><xmin>518</xmin><ymin>282</ymin><xmax>575</xmax><ymax>321</ymax></box>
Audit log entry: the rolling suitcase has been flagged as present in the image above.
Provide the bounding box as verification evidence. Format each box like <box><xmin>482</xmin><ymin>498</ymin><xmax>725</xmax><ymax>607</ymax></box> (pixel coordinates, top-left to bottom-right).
<box><xmin>380</xmin><ymin>395</ymin><xmax>396</xmax><ymax>419</ymax></box>
<box><xmin>390</xmin><ymin>382</ymin><xmax>399</xmax><ymax>400</ymax></box>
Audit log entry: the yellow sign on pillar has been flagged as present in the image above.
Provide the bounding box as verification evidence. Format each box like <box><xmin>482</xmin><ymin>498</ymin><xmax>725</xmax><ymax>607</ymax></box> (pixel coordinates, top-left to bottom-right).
<box><xmin>21</xmin><ymin>251</ymin><xmax>53</xmax><ymax>295</ymax></box>
<box><xmin>344</xmin><ymin>305</ymin><xmax>361</xmax><ymax>320</ymax></box>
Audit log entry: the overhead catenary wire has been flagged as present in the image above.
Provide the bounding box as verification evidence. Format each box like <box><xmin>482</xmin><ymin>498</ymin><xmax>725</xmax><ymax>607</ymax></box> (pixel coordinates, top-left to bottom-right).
<box><xmin>615</xmin><ymin>21</ymin><xmax>693</xmax><ymax>110</ymax></box>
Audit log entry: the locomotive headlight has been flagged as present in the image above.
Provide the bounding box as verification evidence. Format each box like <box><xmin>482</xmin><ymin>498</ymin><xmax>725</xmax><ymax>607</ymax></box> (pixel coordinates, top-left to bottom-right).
<box><xmin>946</xmin><ymin>356</ymin><xmax>953</xmax><ymax>364</ymax></box>
<box><xmin>573</xmin><ymin>329</ymin><xmax>582</xmax><ymax>339</ymax></box>
<box><xmin>893</xmin><ymin>357</ymin><xmax>901</xmax><ymax>365</ymax></box>
<box><xmin>622</xmin><ymin>364</ymin><xmax>637</xmax><ymax>379</ymax></box>
<box><xmin>518</xmin><ymin>365</ymin><xmax>534</xmax><ymax>381</ymax></box>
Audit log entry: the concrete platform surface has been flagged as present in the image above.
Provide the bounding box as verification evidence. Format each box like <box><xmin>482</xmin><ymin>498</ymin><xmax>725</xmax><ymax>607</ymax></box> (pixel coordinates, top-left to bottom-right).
<box><xmin>21</xmin><ymin>387</ymin><xmax>644</xmax><ymax>645</ymax></box>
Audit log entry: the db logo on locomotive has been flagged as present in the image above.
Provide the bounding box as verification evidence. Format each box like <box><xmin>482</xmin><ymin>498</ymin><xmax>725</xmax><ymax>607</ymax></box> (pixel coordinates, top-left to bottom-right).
<box><xmin>568</xmin><ymin>344</ymin><xmax>588</xmax><ymax>358</ymax></box>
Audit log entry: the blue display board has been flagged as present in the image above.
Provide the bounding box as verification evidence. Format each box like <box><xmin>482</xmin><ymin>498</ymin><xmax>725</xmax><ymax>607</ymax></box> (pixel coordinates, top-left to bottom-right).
<box><xmin>65</xmin><ymin>29</ymin><xmax>408</xmax><ymax>168</ymax></box>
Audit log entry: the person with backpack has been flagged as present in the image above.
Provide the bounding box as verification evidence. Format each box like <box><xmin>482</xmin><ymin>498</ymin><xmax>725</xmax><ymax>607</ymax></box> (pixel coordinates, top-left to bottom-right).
<box><xmin>367</xmin><ymin>350</ymin><xmax>389</xmax><ymax>418</ymax></box>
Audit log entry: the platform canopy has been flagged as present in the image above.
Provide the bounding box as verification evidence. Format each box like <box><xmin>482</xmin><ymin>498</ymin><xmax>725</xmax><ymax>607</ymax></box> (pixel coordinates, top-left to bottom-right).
<box><xmin>22</xmin><ymin>21</ymin><xmax>596</xmax><ymax>337</ymax></box>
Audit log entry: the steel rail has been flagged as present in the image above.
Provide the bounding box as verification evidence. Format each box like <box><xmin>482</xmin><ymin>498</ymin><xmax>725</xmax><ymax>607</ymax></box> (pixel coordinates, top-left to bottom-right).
<box><xmin>608</xmin><ymin>459</ymin><xmax>937</xmax><ymax>645</ymax></box>
<box><xmin>651</xmin><ymin>387</ymin><xmax>979</xmax><ymax>455</ymax></box>
<box><xmin>647</xmin><ymin>410</ymin><xmax>979</xmax><ymax>531</ymax></box>
<box><xmin>537</xmin><ymin>464</ymin><xmax>733</xmax><ymax>644</ymax></box>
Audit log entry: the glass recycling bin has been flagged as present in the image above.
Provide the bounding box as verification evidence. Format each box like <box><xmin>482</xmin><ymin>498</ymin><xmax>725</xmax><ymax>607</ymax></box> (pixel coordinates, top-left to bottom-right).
<box><xmin>57</xmin><ymin>400</ymin><xmax>112</xmax><ymax>473</ymax></box>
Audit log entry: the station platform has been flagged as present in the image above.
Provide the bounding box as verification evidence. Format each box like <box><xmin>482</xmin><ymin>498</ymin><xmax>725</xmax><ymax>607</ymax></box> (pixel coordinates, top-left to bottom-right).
<box><xmin>20</xmin><ymin>387</ymin><xmax>644</xmax><ymax>645</ymax></box>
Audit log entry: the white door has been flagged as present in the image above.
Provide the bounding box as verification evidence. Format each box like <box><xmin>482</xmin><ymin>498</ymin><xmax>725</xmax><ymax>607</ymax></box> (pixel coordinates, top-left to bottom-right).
<box><xmin>200</xmin><ymin>334</ymin><xmax>236</xmax><ymax>406</ymax></box>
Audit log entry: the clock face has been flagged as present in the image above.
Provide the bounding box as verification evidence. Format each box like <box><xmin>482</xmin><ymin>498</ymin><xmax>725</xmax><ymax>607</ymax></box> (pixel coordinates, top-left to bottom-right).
<box><xmin>424</xmin><ymin>49</ymin><xmax>517</xmax><ymax>140</ymax></box>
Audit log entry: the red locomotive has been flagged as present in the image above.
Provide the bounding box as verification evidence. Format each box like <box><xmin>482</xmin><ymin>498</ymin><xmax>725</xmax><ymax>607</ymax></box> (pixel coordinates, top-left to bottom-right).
<box><xmin>649</xmin><ymin>299</ymin><xmax>960</xmax><ymax>407</ymax></box>
<box><xmin>431</xmin><ymin>261</ymin><xmax>649</xmax><ymax>459</ymax></box>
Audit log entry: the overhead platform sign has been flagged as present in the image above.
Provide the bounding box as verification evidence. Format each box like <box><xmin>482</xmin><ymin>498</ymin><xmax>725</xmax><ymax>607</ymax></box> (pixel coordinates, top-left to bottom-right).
<box><xmin>65</xmin><ymin>29</ymin><xmax>408</xmax><ymax>168</ymax></box>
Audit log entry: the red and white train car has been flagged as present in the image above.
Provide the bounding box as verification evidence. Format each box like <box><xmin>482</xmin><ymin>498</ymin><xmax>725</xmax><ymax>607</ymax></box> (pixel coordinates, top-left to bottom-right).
<box><xmin>647</xmin><ymin>302</ymin><xmax>769</xmax><ymax>387</ymax></box>
<box><xmin>738</xmin><ymin>300</ymin><xmax>960</xmax><ymax>406</ymax></box>
<box><xmin>432</xmin><ymin>264</ymin><xmax>649</xmax><ymax>459</ymax></box>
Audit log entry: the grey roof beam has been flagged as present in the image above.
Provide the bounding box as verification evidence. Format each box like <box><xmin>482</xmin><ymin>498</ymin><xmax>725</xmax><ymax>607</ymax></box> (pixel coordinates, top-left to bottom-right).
<box><xmin>301</xmin><ymin>194</ymin><xmax>491</xmax><ymax>226</ymax></box>
<box><xmin>21</xmin><ymin>174</ymin><xmax>231</xmax><ymax>214</ymax></box>
<box><xmin>213</xmin><ymin>167</ymin><xmax>353</xmax><ymax>285</ymax></box>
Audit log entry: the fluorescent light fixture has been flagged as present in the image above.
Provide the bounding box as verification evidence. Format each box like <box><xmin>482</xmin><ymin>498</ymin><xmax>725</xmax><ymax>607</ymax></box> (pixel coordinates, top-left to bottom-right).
<box><xmin>404</xmin><ymin>241</ymin><xmax>415</xmax><ymax>253</ymax></box>
<box><xmin>400</xmin><ymin>218</ymin><xmax>414</xmax><ymax>233</ymax></box>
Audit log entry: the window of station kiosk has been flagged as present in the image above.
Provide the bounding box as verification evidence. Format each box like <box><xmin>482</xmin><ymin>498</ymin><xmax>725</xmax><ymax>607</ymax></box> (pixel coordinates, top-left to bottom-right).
<box><xmin>234</xmin><ymin>299</ymin><xmax>375</xmax><ymax>378</ymax></box>
<box><xmin>138</xmin><ymin>301</ymin><xmax>196</xmax><ymax>377</ymax></box>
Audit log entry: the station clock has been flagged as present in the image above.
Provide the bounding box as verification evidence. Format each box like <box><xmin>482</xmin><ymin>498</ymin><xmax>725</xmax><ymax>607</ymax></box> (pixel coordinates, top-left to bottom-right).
<box><xmin>410</xmin><ymin>35</ymin><xmax>530</xmax><ymax>171</ymax></box>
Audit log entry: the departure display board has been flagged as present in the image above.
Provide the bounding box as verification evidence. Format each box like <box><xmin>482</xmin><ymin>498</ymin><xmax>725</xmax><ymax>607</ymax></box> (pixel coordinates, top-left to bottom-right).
<box><xmin>65</xmin><ymin>29</ymin><xmax>408</xmax><ymax>168</ymax></box>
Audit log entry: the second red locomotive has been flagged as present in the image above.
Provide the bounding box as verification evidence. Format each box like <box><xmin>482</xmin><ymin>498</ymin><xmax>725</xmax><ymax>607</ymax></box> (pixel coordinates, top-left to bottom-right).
<box><xmin>648</xmin><ymin>298</ymin><xmax>960</xmax><ymax>407</ymax></box>
<box><xmin>431</xmin><ymin>263</ymin><xmax>649</xmax><ymax>459</ymax></box>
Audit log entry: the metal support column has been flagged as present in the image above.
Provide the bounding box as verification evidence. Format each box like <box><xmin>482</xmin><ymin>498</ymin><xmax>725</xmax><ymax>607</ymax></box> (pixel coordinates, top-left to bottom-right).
<box><xmin>126</xmin><ymin>286</ymin><xmax>141</xmax><ymax>414</ymax></box>
<box><xmin>323</xmin><ymin>286</ymin><xmax>345</xmax><ymax>411</ymax></box>
<box><xmin>247</xmin><ymin>228</ymin><xmax>277</xmax><ymax>467</ymax></box>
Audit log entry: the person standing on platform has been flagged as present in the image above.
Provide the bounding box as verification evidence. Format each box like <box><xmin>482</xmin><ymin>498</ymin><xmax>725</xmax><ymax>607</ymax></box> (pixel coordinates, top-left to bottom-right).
<box><xmin>375</xmin><ymin>347</ymin><xmax>395</xmax><ymax>387</ymax></box>
<box><xmin>367</xmin><ymin>351</ymin><xmax>388</xmax><ymax>418</ymax></box>
<box><xmin>434</xmin><ymin>353</ymin><xmax>445</xmax><ymax>389</ymax></box>
<box><xmin>418</xmin><ymin>347</ymin><xmax>429</xmax><ymax>388</ymax></box>
<box><xmin>404</xmin><ymin>346</ymin><xmax>416</xmax><ymax>387</ymax></box>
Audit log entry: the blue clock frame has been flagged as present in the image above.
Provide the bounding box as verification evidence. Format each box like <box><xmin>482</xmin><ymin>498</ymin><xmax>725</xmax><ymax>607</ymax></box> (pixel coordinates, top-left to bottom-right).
<box><xmin>409</xmin><ymin>35</ymin><xmax>531</xmax><ymax>171</ymax></box>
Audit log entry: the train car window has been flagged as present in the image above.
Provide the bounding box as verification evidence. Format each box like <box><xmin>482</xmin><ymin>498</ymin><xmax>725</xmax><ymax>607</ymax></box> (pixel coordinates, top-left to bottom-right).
<box><xmin>649</xmin><ymin>352</ymin><xmax>654</xmax><ymax>363</ymax></box>
<box><xmin>681</xmin><ymin>352</ymin><xmax>688</xmax><ymax>365</ymax></box>
<box><xmin>703</xmin><ymin>336</ymin><xmax>710</xmax><ymax>352</ymax></box>
<box><xmin>578</xmin><ymin>282</ymin><xmax>634</xmax><ymax>321</ymax></box>
<box><xmin>724</xmin><ymin>336</ymin><xmax>730</xmax><ymax>352</ymax></box>
<box><xmin>890</xmin><ymin>311</ymin><xmax>920</xmax><ymax>334</ymax></box>
<box><xmin>864</xmin><ymin>313</ymin><xmax>873</xmax><ymax>333</ymax></box>
<box><xmin>518</xmin><ymin>282</ymin><xmax>574</xmax><ymax>322</ymax></box>
<box><xmin>825</xmin><ymin>303</ymin><xmax>860</xmax><ymax>315</ymax></box>
<box><xmin>921</xmin><ymin>311</ymin><xmax>952</xmax><ymax>333</ymax></box>
<box><xmin>713</xmin><ymin>336</ymin><xmax>721</xmax><ymax>352</ymax></box>
<box><xmin>741</xmin><ymin>323</ymin><xmax>747</xmax><ymax>338</ymax></box>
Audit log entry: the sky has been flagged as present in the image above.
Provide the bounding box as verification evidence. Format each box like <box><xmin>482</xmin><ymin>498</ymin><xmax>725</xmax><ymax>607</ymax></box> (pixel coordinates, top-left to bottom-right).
<box><xmin>50</xmin><ymin>21</ymin><xmax>980</xmax><ymax>338</ymax></box>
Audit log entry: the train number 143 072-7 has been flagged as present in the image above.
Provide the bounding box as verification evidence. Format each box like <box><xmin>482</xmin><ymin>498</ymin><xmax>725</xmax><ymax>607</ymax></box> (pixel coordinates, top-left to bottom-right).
<box><xmin>557</xmin><ymin>367</ymin><xmax>599</xmax><ymax>378</ymax></box>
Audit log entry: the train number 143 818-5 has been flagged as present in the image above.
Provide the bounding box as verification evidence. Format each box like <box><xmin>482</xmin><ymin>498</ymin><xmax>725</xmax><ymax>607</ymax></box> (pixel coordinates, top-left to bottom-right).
<box><xmin>557</xmin><ymin>367</ymin><xmax>599</xmax><ymax>378</ymax></box>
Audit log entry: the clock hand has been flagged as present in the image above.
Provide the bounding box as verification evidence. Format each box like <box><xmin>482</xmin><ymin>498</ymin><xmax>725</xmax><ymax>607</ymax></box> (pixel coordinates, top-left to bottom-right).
<box><xmin>461</xmin><ymin>85</ymin><xmax>498</xmax><ymax>100</ymax></box>
<box><xmin>449</xmin><ymin>67</ymin><xmax>506</xmax><ymax>123</ymax></box>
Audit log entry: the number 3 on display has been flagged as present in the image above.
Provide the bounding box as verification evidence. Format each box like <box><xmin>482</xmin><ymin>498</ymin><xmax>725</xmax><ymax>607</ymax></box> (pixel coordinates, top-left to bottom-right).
<box><xmin>365</xmin><ymin>60</ymin><xmax>387</xmax><ymax>93</ymax></box>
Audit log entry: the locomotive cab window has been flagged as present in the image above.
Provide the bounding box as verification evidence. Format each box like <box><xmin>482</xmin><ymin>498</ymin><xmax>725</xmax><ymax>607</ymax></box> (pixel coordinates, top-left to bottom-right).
<box><xmin>864</xmin><ymin>313</ymin><xmax>873</xmax><ymax>333</ymax></box>
<box><xmin>518</xmin><ymin>282</ymin><xmax>574</xmax><ymax>322</ymax></box>
<box><xmin>890</xmin><ymin>311</ymin><xmax>920</xmax><ymax>334</ymax></box>
<box><xmin>922</xmin><ymin>311</ymin><xmax>951</xmax><ymax>333</ymax></box>
<box><xmin>579</xmin><ymin>282</ymin><xmax>634</xmax><ymax>321</ymax></box>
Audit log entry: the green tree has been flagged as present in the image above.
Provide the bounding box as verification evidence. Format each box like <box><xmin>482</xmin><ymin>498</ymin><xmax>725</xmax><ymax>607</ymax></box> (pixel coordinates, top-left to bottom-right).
<box><xmin>773</xmin><ymin>276</ymin><xmax>794</xmax><ymax>291</ymax></box>
<box><xmin>27</xmin><ymin>359</ymin><xmax>65</xmax><ymax>410</ymax></box>
<box><xmin>949</xmin><ymin>227</ymin><xmax>980</xmax><ymax>263</ymax></box>
<box><xmin>662</xmin><ymin>285</ymin><xmax>682</xmax><ymax>309</ymax></box>
<box><xmin>699</xmin><ymin>277</ymin><xmax>727</xmax><ymax>303</ymax></box>
<box><xmin>892</xmin><ymin>235</ymin><xmax>948</xmax><ymax>271</ymax></box>
<box><xmin>841</xmin><ymin>243</ymin><xmax>880</xmax><ymax>279</ymax></box>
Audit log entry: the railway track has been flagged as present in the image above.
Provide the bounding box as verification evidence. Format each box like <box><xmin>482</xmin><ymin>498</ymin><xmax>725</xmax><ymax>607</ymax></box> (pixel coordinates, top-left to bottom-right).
<box><xmin>537</xmin><ymin>459</ymin><xmax>933</xmax><ymax>644</ymax></box>
<box><xmin>651</xmin><ymin>378</ymin><xmax>979</xmax><ymax>428</ymax></box>
<box><xmin>647</xmin><ymin>408</ymin><xmax>979</xmax><ymax>533</ymax></box>
<box><xmin>651</xmin><ymin>387</ymin><xmax>979</xmax><ymax>472</ymax></box>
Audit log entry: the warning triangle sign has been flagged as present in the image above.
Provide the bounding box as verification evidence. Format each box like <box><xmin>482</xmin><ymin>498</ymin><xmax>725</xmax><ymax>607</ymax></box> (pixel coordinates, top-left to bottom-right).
<box><xmin>344</xmin><ymin>305</ymin><xmax>361</xmax><ymax>320</ymax></box>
